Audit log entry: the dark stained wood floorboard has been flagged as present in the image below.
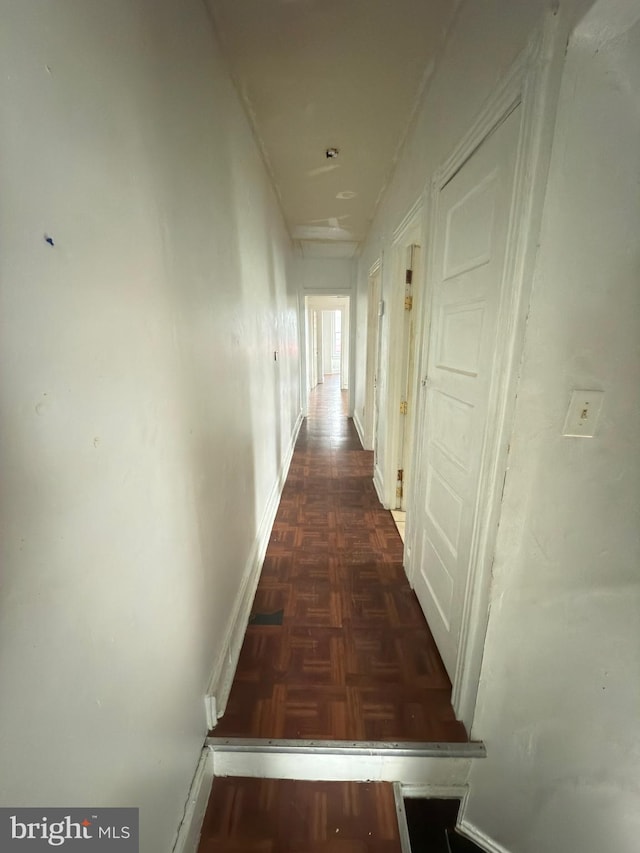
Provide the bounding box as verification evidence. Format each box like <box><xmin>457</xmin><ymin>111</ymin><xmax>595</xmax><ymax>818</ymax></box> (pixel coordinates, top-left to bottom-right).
<box><xmin>198</xmin><ymin>778</ymin><xmax>401</xmax><ymax>853</ymax></box>
<box><xmin>213</xmin><ymin>375</ymin><xmax>467</xmax><ymax>742</ymax></box>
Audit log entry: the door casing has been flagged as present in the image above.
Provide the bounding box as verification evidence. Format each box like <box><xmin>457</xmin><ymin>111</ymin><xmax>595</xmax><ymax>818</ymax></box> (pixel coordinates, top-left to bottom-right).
<box><xmin>302</xmin><ymin>292</ymin><xmax>354</xmax><ymax>416</ymax></box>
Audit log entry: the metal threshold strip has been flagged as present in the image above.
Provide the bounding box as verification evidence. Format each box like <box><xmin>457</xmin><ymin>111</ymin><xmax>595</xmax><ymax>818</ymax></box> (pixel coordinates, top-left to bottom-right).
<box><xmin>206</xmin><ymin>737</ymin><xmax>486</xmax><ymax>758</ymax></box>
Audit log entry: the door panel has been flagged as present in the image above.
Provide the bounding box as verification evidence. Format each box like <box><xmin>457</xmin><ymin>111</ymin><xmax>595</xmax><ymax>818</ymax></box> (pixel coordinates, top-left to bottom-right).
<box><xmin>430</xmin><ymin>389</ymin><xmax>474</xmax><ymax>471</ymax></box>
<box><xmin>443</xmin><ymin>170</ymin><xmax>498</xmax><ymax>278</ymax></box>
<box><xmin>425</xmin><ymin>465</ymin><xmax>463</xmax><ymax>557</ymax></box>
<box><xmin>436</xmin><ymin>299</ymin><xmax>486</xmax><ymax>375</ymax></box>
<box><xmin>411</xmin><ymin>107</ymin><xmax>521</xmax><ymax>679</ymax></box>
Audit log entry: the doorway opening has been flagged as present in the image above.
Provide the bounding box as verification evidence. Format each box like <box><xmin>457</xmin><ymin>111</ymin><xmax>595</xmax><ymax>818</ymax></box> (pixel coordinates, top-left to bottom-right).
<box><xmin>390</xmin><ymin>239</ymin><xmax>422</xmax><ymax>516</ymax></box>
<box><xmin>304</xmin><ymin>295</ymin><xmax>350</xmax><ymax>404</ymax></box>
<box><xmin>384</xmin><ymin>209</ymin><xmax>424</xmax><ymax>554</ymax></box>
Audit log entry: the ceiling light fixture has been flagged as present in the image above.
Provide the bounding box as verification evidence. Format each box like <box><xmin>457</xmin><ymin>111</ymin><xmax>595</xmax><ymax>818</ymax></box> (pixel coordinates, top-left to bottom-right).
<box><xmin>336</xmin><ymin>191</ymin><xmax>356</xmax><ymax>200</ymax></box>
<box><xmin>325</xmin><ymin>147</ymin><xmax>339</xmax><ymax>159</ymax></box>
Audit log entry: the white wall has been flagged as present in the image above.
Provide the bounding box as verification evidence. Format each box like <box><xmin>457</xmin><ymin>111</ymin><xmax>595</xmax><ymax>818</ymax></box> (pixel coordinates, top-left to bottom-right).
<box><xmin>0</xmin><ymin>2</ymin><xmax>299</xmax><ymax>851</ymax></box>
<box><xmin>465</xmin><ymin>10</ymin><xmax>640</xmax><ymax>852</ymax></box>
<box><xmin>295</xmin><ymin>256</ymin><xmax>355</xmax><ymax>293</ymax></box>
<box><xmin>355</xmin><ymin>0</ymin><xmax>640</xmax><ymax>851</ymax></box>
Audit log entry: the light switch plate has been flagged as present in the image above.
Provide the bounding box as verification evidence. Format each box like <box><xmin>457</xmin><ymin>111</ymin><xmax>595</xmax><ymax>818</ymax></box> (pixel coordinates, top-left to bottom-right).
<box><xmin>563</xmin><ymin>390</ymin><xmax>604</xmax><ymax>438</ymax></box>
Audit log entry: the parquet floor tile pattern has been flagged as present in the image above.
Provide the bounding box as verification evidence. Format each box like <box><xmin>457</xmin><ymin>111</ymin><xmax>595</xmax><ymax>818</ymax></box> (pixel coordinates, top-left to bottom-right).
<box><xmin>198</xmin><ymin>777</ymin><xmax>401</xmax><ymax>853</ymax></box>
<box><xmin>213</xmin><ymin>375</ymin><xmax>467</xmax><ymax>742</ymax></box>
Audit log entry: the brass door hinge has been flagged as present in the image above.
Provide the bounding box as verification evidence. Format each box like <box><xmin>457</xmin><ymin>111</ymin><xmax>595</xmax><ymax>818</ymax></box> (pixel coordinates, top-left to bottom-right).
<box><xmin>400</xmin><ymin>401</ymin><xmax>408</xmax><ymax>415</ymax></box>
<box><xmin>396</xmin><ymin>468</ymin><xmax>404</xmax><ymax>499</ymax></box>
<box><xmin>404</xmin><ymin>295</ymin><xmax>413</xmax><ymax>310</ymax></box>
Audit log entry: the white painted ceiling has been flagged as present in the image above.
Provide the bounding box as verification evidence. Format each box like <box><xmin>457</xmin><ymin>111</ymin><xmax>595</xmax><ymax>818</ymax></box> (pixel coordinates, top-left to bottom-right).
<box><xmin>206</xmin><ymin>0</ymin><xmax>457</xmax><ymax>257</ymax></box>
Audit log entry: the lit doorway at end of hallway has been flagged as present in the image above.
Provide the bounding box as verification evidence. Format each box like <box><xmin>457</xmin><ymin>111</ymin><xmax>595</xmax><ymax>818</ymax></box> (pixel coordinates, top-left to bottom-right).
<box><xmin>304</xmin><ymin>295</ymin><xmax>350</xmax><ymax>408</ymax></box>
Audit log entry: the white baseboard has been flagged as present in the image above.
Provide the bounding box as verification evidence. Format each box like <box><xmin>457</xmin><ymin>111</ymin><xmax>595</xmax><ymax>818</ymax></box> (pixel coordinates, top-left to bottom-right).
<box><xmin>205</xmin><ymin>411</ymin><xmax>303</xmax><ymax>723</ymax></box>
<box><xmin>373</xmin><ymin>464</ymin><xmax>386</xmax><ymax>508</ymax></box>
<box><xmin>352</xmin><ymin>409</ymin><xmax>366</xmax><ymax>449</ymax></box>
<box><xmin>172</xmin><ymin>748</ymin><xmax>214</xmax><ymax>853</ymax></box>
<box><xmin>457</xmin><ymin>818</ymin><xmax>512</xmax><ymax>853</ymax></box>
<box><xmin>210</xmin><ymin>749</ymin><xmax>473</xmax><ymax>787</ymax></box>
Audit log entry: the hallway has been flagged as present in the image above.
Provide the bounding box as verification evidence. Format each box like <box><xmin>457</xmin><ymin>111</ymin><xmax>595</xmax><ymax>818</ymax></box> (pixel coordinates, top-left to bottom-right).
<box><xmin>213</xmin><ymin>375</ymin><xmax>467</xmax><ymax>743</ymax></box>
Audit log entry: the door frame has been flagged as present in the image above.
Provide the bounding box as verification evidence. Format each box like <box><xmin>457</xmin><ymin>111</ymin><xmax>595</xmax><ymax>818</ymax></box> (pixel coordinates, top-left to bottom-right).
<box><xmin>319</xmin><ymin>306</ymin><xmax>349</xmax><ymax>387</ymax></box>
<box><xmin>406</xmin><ymin>16</ymin><xmax>563</xmax><ymax>732</ymax></box>
<box><xmin>303</xmin><ymin>293</ymin><xmax>353</xmax><ymax>413</ymax></box>
<box><xmin>383</xmin><ymin>199</ymin><xmax>424</xmax><ymax>512</ymax></box>
<box><xmin>306</xmin><ymin>307</ymin><xmax>320</xmax><ymax>392</ymax></box>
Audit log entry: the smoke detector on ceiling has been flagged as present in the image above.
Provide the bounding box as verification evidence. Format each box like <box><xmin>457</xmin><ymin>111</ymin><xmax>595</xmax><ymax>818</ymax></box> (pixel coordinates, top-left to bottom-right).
<box><xmin>325</xmin><ymin>147</ymin><xmax>340</xmax><ymax>159</ymax></box>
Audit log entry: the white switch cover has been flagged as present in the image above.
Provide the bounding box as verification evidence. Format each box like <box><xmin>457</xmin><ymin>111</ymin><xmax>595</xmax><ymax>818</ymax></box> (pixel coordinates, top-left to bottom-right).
<box><xmin>563</xmin><ymin>390</ymin><xmax>604</xmax><ymax>438</ymax></box>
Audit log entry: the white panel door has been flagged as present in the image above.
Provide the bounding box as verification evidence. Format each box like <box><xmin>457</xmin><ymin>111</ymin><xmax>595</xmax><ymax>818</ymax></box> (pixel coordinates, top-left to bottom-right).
<box><xmin>398</xmin><ymin>244</ymin><xmax>421</xmax><ymax>511</ymax></box>
<box><xmin>412</xmin><ymin>107</ymin><xmax>521</xmax><ymax>679</ymax></box>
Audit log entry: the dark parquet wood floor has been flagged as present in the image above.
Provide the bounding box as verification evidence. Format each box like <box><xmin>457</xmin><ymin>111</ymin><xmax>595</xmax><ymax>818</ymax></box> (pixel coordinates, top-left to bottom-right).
<box><xmin>213</xmin><ymin>375</ymin><xmax>467</xmax><ymax>742</ymax></box>
<box><xmin>198</xmin><ymin>778</ymin><xmax>401</xmax><ymax>853</ymax></box>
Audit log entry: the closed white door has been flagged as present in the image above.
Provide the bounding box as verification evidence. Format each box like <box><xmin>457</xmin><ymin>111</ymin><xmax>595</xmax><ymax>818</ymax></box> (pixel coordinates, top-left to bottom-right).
<box><xmin>399</xmin><ymin>243</ymin><xmax>421</xmax><ymax>511</ymax></box>
<box><xmin>411</xmin><ymin>107</ymin><xmax>520</xmax><ymax>679</ymax></box>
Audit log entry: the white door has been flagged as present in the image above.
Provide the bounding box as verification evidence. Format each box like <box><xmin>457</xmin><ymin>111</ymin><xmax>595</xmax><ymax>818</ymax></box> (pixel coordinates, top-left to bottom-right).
<box><xmin>398</xmin><ymin>243</ymin><xmax>421</xmax><ymax>511</ymax></box>
<box><xmin>411</xmin><ymin>107</ymin><xmax>521</xmax><ymax>679</ymax></box>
